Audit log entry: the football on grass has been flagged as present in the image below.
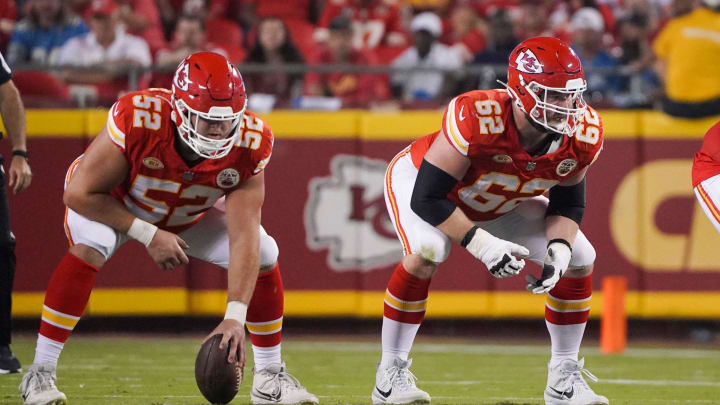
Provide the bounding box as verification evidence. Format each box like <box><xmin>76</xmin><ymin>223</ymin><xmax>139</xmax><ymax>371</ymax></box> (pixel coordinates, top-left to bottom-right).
<box><xmin>195</xmin><ymin>334</ymin><xmax>243</xmax><ymax>404</ymax></box>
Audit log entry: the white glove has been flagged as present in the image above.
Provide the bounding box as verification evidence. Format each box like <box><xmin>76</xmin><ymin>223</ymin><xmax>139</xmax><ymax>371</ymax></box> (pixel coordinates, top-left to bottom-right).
<box><xmin>463</xmin><ymin>226</ymin><xmax>530</xmax><ymax>278</ymax></box>
<box><xmin>526</xmin><ymin>240</ymin><xmax>572</xmax><ymax>294</ymax></box>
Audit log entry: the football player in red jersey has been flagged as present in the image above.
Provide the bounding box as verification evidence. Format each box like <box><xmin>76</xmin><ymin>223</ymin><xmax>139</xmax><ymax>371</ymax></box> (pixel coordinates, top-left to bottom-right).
<box><xmin>693</xmin><ymin>121</ymin><xmax>720</xmax><ymax>233</ymax></box>
<box><xmin>374</xmin><ymin>37</ymin><xmax>608</xmax><ymax>405</ymax></box>
<box><xmin>19</xmin><ymin>52</ymin><xmax>318</xmax><ymax>405</ymax></box>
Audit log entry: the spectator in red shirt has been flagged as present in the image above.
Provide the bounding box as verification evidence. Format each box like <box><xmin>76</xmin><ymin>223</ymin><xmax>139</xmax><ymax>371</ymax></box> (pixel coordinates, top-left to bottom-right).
<box><xmin>114</xmin><ymin>0</ymin><xmax>167</xmax><ymax>57</ymax></box>
<box><xmin>0</xmin><ymin>0</ymin><xmax>16</xmax><ymax>52</ymax></box>
<box><xmin>241</xmin><ymin>0</ymin><xmax>317</xmax><ymax>26</ymax></box>
<box><xmin>239</xmin><ymin>0</ymin><xmax>320</xmax><ymax>60</ymax></box>
<box><xmin>440</xmin><ymin>3</ymin><xmax>486</xmax><ymax>63</ymax></box>
<box><xmin>156</xmin><ymin>0</ymin><xmax>233</xmax><ymax>28</ymax></box>
<box><xmin>244</xmin><ymin>17</ymin><xmax>306</xmax><ymax>103</ymax></box>
<box><xmin>305</xmin><ymin>15</ymin><xmax>390</xmax><ymax>107</ymax></box>
<box><xmin>315</xmin><ymin>0</ymin><xmax>407</xmax><ymax>50</ymax></box>
<box><xmin>156</xmin><ymin>14</ymin><xmax>229</xmax><ymax>66</ymax></box>
<box><xmin>514</xmin><ymin>1</ymin><xmax>569</xmax><ymax>43</ymax></box>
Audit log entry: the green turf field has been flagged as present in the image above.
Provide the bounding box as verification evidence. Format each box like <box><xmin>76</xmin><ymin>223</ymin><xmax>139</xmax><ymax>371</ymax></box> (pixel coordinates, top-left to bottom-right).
<box><xmin>1</xmin><ymin>336</ymin><xmax>719</xmax><ymax>405</ymax></box>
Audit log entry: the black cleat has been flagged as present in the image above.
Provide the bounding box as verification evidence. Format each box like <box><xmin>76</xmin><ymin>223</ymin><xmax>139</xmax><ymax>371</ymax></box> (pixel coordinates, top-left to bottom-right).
<box><xmin>0</xmin><ymin>345</ymin><xmax>22</xmax><ymax>374</ymax></box>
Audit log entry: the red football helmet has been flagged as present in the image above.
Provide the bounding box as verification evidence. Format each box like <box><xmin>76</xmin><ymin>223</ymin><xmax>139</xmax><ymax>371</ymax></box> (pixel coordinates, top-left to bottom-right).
<box><xmin>171</xmin><ymin>52</ymin><xmax>247</xmax><ymax>159</ymax></box>
<box><xmin>505</xmin><ymin>37</ymin><xmax>587</xmax><ymax>136</ymax></box>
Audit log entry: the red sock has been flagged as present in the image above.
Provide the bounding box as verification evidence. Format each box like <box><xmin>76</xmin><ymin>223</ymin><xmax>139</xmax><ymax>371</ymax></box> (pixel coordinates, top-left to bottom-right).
<box><xmin>39</xmin><ymin>252</ymin><xmax>99</xmax><ymax>343</ymax></box>
<box><xmin>247</xmin><ymin>264</ymin><xmax>283</xmax><ymax>347</ymax></box>
<box><xmin>545</xmin><ymin>275</ymin><xmax>592</xmax><ymax>325</ymax></box>
<box><xmin>383</xmin><ymin>263</ymin><xmax>431</xmax><ymax>324</ymax></box>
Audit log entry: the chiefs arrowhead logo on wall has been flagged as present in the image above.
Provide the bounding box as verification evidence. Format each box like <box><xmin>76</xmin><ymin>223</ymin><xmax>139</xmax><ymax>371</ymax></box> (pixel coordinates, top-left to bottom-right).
<box><xmin>515</xmin><ymin>49</ymin><xmax>544</xmax><ymax>74</ymax></box>
<box><xmin>305</xmin><ymin>155</ymin><xmax>402</xmax><ymax>271</ymax></box>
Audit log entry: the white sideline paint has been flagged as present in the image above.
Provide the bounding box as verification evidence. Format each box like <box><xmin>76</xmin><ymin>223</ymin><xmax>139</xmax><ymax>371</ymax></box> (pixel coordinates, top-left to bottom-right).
<box><xmin>286</xmin><ymin>341</ymin><xmax>720</xmax><ymax>359</ymax></box>
<box><xmin>603</xmin><ymin>379</ymin><xmax>720</xmax><ymax>387</ymax></box>
<box><xmin>423</xmin><ymin>379</ymin><xmax>720</xmax><ymax>388</ymax></box>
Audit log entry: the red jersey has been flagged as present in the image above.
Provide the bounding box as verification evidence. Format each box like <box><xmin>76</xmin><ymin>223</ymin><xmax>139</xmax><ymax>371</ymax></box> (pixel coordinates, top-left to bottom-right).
<box><xmin>692</xmin><ymin>120</ymin><xmax>720</xmax><ymax>187</ymax></box>
<box><xmin>409</xmin><ymin>89</ymin><xmax>604</xmax><ymax>222</ymax></box>
<box><xmin>304</xmin><ymin>47</ymin><xmax>390</xmax><ymax>106</ymax></box>
<box><xmin>248</xmin><ymin>0</ymin><xmax>311</xmax><ymax>22</ymax></box>
<box><xmin>319</xmin><ymin>0</ymin><xmax>405</xmax><ymax>48</ymax></box>
<box><xmin>105</xmin><ymin>88</ymin><xmax>273</xmax><ymax>233</ymax></box>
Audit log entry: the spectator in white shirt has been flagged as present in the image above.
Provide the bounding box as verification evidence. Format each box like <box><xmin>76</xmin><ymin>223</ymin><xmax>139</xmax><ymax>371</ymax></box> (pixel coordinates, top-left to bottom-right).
<box><xmin>53</xmin><ymin>0</ymin><xmax>151</xmax><ymax>101</ymax></box>
<box><xmin>390</xmin><ymin>12</ymin><xmax>463</xmax><ymax>103</ymax></box>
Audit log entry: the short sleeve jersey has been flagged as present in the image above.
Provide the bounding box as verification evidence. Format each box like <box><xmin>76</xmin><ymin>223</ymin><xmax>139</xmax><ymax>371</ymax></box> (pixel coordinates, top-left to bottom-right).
<box><xmin>409</xmin><ymin>89</ymin><xmax>604</xmax><ymax>222</ymax></box>
<box><xmin>692</xmin><ymin>120</ymin><xmax>720</xmax><ymax>187</ymax></box>
<box><xmin>0</xmin><ymin>52</ymin><xmax>11</xmax><ymax>85</ymax></box>
<box><xmin>106</xmin><ymin>88</ymin><xmax>273</xmax><ymax>232</ymax></box>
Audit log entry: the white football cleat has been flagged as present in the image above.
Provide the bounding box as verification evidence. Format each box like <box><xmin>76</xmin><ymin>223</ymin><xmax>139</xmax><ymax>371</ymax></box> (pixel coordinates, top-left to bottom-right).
<box><xmin>18</xmin><ymin>363</ymin><xmax>67</xmax><ymax>405</ymax></box>
<box><xmin>251</xmin><ymin>362</ymin><xmax>318</xmax><ymax>404</ymax></box>
<box><xmin>372</xmin><ymin>357</ymin><xmax>430</xmax><ymax>404</ymax></box>
<box><xmin>544</xmin><ymin>358</ymin><xmax>609</xmax><ymax>405</ymax></box>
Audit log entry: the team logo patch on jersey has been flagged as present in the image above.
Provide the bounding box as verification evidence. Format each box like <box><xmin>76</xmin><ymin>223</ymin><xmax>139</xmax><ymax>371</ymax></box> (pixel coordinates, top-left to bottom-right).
<box><xmin>142</xmin><ymin>157</ymin><xmax>164</xmax><ymax>170</ymax></box>
<box><xmin>492</xmin><ymin>154</ymin><xmax>513</xmax><ymax>164</ymax></box>
<box><xmin>556</xmin><ymin>159</ymin><xmax>578</xmax><ymax>176</ymax></box>
<box><xmin>515</xmin><ymin>49</ymin><xmax>544</xmax><ymax>74</ymax></box>
<box><xmin>216</xmin><ymin>168</ymin><xmax>240</xmax><ymax>188</ymax></box>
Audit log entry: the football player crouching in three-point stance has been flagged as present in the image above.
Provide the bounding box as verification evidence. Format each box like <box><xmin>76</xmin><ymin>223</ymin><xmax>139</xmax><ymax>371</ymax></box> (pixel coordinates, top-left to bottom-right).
<box><xmin>19</xmin><ymin>52</ymin><xmax>317</xmax><ymax>405</ymax></box>
<box><xmin>375</xmin><ymin>37</ymin><xmax>609</xmax><ymax>405</ymax></box>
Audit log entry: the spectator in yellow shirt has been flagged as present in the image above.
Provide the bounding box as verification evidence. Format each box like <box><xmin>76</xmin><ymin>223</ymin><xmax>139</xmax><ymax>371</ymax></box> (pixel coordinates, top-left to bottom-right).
<box><xmin>653</xmin><ymin>0</ymin><xmax>720</xmax><ymax>118</ymax></box>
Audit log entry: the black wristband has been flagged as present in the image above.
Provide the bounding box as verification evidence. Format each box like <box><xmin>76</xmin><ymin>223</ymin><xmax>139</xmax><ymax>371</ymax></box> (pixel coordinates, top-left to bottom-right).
<box><xmin>460</xmin><ymin>225</ymin><xmax>480</xmax><ymax>248</ymax></box>
<box><xmin>547</xmin><ymin>238</ymin><xmax>572</xmax><ymax>252</ymax></box>
<box><xmin>12</xmin><ymin>150</ymin><xmax>28</xmax><ymax>159</ymax></box>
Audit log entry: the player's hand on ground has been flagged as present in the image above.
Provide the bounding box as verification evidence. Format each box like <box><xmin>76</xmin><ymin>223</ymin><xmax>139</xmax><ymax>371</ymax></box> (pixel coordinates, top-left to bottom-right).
<box><xmin>464</xmin><ymin>228</ymin><xmax>529</xmax><ymax>278</ymax></box>
<box><xmin>8</xmin><ymin>155</ymin><xmax>32</xmax><ymax>194</ymax></box>
<box><xmin>205</xmin><ymin>319</ymin><xmax>246</xmax><ymax>366</ymax></box>
<box><xmin>147</xmin><ymin>230</ymin><xmax>189</xmax><ymax>270</ymax></box>
<box><xmin>526</xmin><ymin>241</ymin><xmax>572</xmax><ymax>294</ymax></box>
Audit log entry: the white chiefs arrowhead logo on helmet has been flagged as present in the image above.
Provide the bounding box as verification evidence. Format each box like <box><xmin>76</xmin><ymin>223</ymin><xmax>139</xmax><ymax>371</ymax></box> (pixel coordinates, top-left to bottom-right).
<box><xmin>173</xmin><ymin>62</ymin><xmax>190</xmax><ymax>91</ymax></box>
<box><xmin>515</xmin><ymin>49</ymin><xmax>544</xmax><ymax>74</ymax></box>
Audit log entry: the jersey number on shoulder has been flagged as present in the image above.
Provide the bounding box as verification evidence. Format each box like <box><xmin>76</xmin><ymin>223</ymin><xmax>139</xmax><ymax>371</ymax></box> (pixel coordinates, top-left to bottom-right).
<box><xmin>458</xmin><ymin>172</ymin><xmax>558</xmax><ymax>215</ymax></box>
<box><xmin>576</xmin><ymin>108</ymin><xmax>600</xmax><ymax>145</ymax></box>
<box><xmin>128</xmin><ymin>175</ymin><xmax>223</xmax><ymax>227</ymax></box>
<box><xmin>237</xmin><ymin>115</ymin><xmax>263</xmax><ymax>150</ymax></box>
<box><xmin>474</xmin><ymin>100</ymin><xmax>504</xmax><ymax>134</ymax></box>
<box><xmin>132</xmin><ymin>95</ymin><xmax>162</xmax><ymax>130</ymax></box>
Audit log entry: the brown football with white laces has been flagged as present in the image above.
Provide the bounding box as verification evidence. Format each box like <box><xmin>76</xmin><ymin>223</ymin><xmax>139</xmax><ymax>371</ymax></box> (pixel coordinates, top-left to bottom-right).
<box><xmin>194</xmin><ymin>334</ymin><xmax>243</xmax><ymax>404</ymax></box>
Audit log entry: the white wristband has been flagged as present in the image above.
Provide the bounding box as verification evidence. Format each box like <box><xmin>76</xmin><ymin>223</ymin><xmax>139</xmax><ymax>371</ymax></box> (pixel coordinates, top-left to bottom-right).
<box><xmin>127</xmin><ymin>218</ymin><xmax>158</xmax><ymax>247</ymax></box>
<box><xmin>224</xmin><ymin>301</ymin><xmax>248</xmax><ymax>325</ymax></box>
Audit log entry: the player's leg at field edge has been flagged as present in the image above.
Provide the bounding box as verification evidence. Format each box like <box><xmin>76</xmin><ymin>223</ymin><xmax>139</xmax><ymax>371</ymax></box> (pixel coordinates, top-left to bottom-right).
<box><xmin>32</xmin><ymin>244</ymin><xmax>106</xmax><ymax>367</ymax></box>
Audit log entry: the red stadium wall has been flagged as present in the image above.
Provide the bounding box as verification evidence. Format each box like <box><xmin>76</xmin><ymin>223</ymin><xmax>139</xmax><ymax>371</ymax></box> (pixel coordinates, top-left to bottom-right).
<box><xmin>7</xmin><ymin>110</ymin><xmax>720</xmax><ymax>318</ymax></box>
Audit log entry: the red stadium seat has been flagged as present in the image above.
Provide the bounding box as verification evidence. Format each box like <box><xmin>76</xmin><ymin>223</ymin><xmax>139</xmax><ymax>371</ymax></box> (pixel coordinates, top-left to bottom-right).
<box><xmin>12</xmin><ymin>71</ymin><xmax>69</xmax><ymax>107</ymax></box>
<box><xmin>205</xmin><ymin>18</ymin><xmax>243</xmax><ymax>47</ymax></box>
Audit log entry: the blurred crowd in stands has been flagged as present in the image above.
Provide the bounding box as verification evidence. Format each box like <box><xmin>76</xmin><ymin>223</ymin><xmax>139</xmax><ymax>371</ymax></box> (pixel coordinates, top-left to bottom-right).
<box><xmin>1</xmin><ymin>0</ymin><xmax>719</xmax><ymax>117</ymax></box>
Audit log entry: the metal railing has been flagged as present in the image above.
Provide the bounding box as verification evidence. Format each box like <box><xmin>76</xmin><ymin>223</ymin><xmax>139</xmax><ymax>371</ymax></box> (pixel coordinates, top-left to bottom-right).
<box><xmin>12</xmin><ymin>62</ymin><xmax>660</xmax><ymax>109</ymax></box>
